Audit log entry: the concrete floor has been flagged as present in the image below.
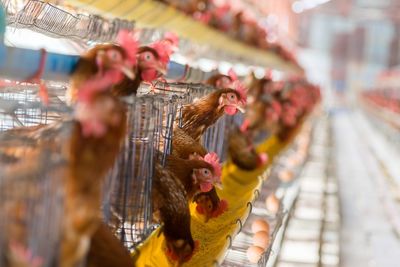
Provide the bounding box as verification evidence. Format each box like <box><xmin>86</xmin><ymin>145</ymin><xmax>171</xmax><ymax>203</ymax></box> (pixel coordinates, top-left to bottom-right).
<box><xmin>332</xmin><ymin>108</ymin><xmax>400</xmax><ymax>267</ymax></box>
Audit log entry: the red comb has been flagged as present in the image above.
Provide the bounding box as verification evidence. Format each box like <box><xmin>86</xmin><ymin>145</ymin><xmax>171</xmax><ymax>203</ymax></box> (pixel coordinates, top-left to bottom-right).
<box><xmin>165</xmin><ymin>240</ymin><xmax>199</xmax><ymax>263</ymax></box>
<box><xmin>195</xmin><ymin>198</ymin><xmax>228</xmax><ymax>218</ymax></box>
<box><xmin>228</xmin><ymin>68</ymin><xmax>238</xmax><ymax>81</ymax></box>
<box><xmin>196</xmin><ymin>203</ymin><xmax>205</xmax><ymax>214</ymax></box>
<box><xmin>227</xmin><ymin>68</ymin><xmax>247</xmax><ymax>103</ymax></box>
<box><xmin>204</xmin><ymin>152</ymin><xmax>222</xmax><ymax>181</ymax></box>
<box><xmin>265</xmin><ymin>69</ymin><xmax>273</xmax><ymax>79</ymax></box>
<box><xmin>257</xmin><ymin>153</ymin><xmax>269</xmax><ymax>166</ymax></box>
<box><xmin>116</xmin><ymin>30</ymin><xmax>138</xmax><ymax>66</ymax></box>
<box><xmin>233</xmin><ymin>80</ymin><xmax>247</xmax><ymax>104</ymax></box>
<box><xmin>165</xmin><ymin>247</ymin><xmax>178</xmax><ymax>262</ymax></box>
<box><xmin>214</xmin><ymin>5</ymin><xmax>230</xmax><ymax>19</ymax></box>
<box><xmin>150</xmin><ymin>41</ymin><xmax>171</xmax><ymax>65</ymax></box>
<box><xmin>271</xmin><ymin>100</ymin><xmax>282</xmax><ymax>116</ymax></box>
<box><xmin>164</xmin><ymin>32</ymin><xmax>179</xmax><ymax>47</ymax></box>
<box><xmin>211</xmin><ymin>199</ymin><xmax>228</xmax><ymax>218</ymax></box>
<box><xmin>240</xmin><ymin>119</ymin><xmax>250</xmax><ymax>133</ymax></box>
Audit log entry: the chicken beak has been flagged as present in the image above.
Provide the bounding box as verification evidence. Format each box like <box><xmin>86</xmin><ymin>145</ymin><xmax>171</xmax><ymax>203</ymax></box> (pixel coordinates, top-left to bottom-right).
<box><xmin>235</xmin><ymin>102</ymin><xmax>246</xmax><ymax>113</ymax></box>
<box><xmin>119</xmin><ymin>65</ymin><xmax>135</xmax><ymax>80</ymax></box>
<box><xmin>214</xmin><ymin>181</ymin><xmax>223</xmax><ymax>190</ymax></box>
<box><xmin>156</xmin><ymin>62</ymin><xmax>168</xmax><ymax>76</ymax></box>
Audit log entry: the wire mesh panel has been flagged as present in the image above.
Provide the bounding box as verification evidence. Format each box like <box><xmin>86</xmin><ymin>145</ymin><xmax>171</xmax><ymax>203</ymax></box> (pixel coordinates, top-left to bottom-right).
<box><xmin>103</xmin><ymin>96</ymin><xmax>157</xmax><ymax>251</ymax></box>
<box><xmin>202</xmin><ymin>110</ymin><xmax>244</xmax><ymax>160</ymax></box>
<box><xmin>202</xmin><ymin>115</ymin><xmax>228</xmax><ymax>159</ymax></box>
<box><xmin>2</xmin><ymin>0</ymin><xmax>134</xmax><ymax>42</ymax></box>
<box><xmin>138</xmin><ymin>82</ymin><xmax>194</xmax><ymax>165</ymax></box>
<box><xmin>152</xmin><ymin>96</ymin><xmax>180</xmax><ymax>165</ymax></box>
<box><xmin>0</xmin><ymin>149</ymin><xmax>65</xmax><ymax>267</ymax></box>
<box><xmin>0</xmin><ymin>83</ymin><xmax>68</xmax><ymax>131</ymax></box>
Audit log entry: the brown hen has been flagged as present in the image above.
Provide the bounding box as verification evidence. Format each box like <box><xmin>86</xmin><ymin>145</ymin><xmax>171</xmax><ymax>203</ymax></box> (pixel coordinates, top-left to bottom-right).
<box><xmin>152</xmin><ymin>163</ymin><xmax>196</xmax><ymax>266</ymax></box>
<box><xmin>178</xmin><ymin>88</ymin><xmax>244</xmax><ymax>142</ymax></box>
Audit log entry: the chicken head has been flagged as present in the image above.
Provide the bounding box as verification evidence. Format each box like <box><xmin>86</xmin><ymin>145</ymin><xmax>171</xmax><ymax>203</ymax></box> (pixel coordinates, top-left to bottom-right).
<box><xmin>218</xmin><ymin>90</ymin><xmax>245</xmax><ymax>115</ymax></box>
<box><xmin>94</xmin><ymin>47</ymin><xmax>135</xmax><ymax>80</ymax></box>
<box><xmin>137</xmin><ymin>47</ymin><xmax>168</xmax><ymax>82</ymax></box>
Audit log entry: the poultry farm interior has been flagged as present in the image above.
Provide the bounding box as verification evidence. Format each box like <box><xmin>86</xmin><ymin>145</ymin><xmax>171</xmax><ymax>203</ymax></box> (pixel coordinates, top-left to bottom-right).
<box><xmin>0</xmin><ymin>0</ymin><xmax>400</xmax><ymax>267</ymax></box>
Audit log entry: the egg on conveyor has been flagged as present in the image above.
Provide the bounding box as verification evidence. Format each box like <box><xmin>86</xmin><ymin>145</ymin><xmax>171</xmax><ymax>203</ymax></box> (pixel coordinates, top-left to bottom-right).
<box><xmin>265</xmin><ymin>194</ymin><xmax>280</xmax><ymax>214</ymax></box>
<box><xmin>246</xmin><ymin>245</ymin><xmax>264</xmax><ymax>263</ymax></box>
<box><xmin>251</xmin><ymin>219</ymin><xmax>270</xmax><ymax>234</ymax></box>
<box><xmin>278</xmin><ymin>169</ymin><xmax>293</xmax><ymax>182</ymax></box>
<box><xmin>253</xmin><ymin>231</ymin><xmax>270</xmax><ymax>249</ymax></box>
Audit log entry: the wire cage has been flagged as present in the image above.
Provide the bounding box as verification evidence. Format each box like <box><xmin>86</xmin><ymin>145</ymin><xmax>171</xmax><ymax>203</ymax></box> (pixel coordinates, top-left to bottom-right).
<box><xmin>151</xmin><ymin>95</ymin><xmax>180</xmax><ymax>165</ymax></box>
<box><xmin>0</xmin><ymin>82</ymin><xmax>75</xmax><ymax>267</ymax></box>
<box><xmin>138</xmin><ymin>83</ymin><xmax>186</xmax><ymax>166</ymax></box>
<box><xmin>102</xmin><ymin>95</ymin><xmax>158</xmax><ymax>251</ymax></box>
<box><xmin>2</xmin><ymin>0</ymin><xmax>134</xmax><ymax>42</ymax></box>
<box><xmin>0</xmin><ymin>83</ymin><xmax>68</xmax><ymax>131</ymax></box>
<box><xmin>0</xmin><ymin>145</ymin><xmax>66</xmax><ymax>267</ymax></box>
<box><xmin>202</xmin><ymin>110</ymin><xmax>244</xmax><ymax>161</ymax></box>
<box><xmin>138</xmin><ymin>81</ymin><xmax>214</xmax><ymax>160</ymax></box>
<box><xmin>141</xmin><ymin>81</ymin><xmax>213</xmax><ymax>103</ymax></box>
<box><xmin>140</xmin><ymin>81</ymin><xmax>236</xmax><ymax>159</ymax></box>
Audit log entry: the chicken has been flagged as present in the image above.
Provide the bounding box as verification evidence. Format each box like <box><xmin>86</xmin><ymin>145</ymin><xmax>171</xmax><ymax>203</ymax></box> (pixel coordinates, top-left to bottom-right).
<box><xmin>165</xmin><ymin>153</ymin><xmax>221</xmax><ymax>199</ymax></box>
<box><xmin>170</xmin><ymin>86</ymin><xmax>245</xmax><ymax>221</ymax></box>
<box><xmin>111</xmin><ymin>46</ymin><xmax>167</xmax><ymax>97</ymax></box>
<box><xmin>227</xmin><ymin>127</ymin><xmax>268</xmax><ymax>171</ymax></box>
<box><xmin>114</xmin><ymin>33</ymin><xmax>176</xmax><ymax>97</ymax></box>
<box><xmin>0</xmin><ymin>43</ymin><xmax>132</xmax><ymax>267</ymax></box>
<box><xmin>171</xmin><ymin>127</ymin><xmax>207</xmax><ymax>159</ymax></box>
<box><xmin>205</xmin><ymin>74</ymin><xmax>233</xmax><ymax>89</ymax></box>
<box><xmin>171</xmin><ymin>128</ymin><xmax>226</xmax><ymax>222</ymax></box>
<box><xmin>192</xmin><ymin>187</ymin><xmax>229</xmax><ymax>223</ymax></box>
<box><xmin>67</xmin><ymin>30</ymin><xmax>138</xmax><ymax>104</ymax></box>
<box><xmin>61</xmin><ymin>93</ymin><xmax>127</xmax><ymax>267</ymax></box>
<box><xmin>0</xmin><ymin>92</ymin><xmax>127</xmax><ymax>267</ymax></box>
<box><xmin>68</xmin><ymin>31</ymin><xmax>167</xmax><ymax>103</ymax></box>
<box><xmin>152</xmin><ymin>164</ymin><xmax>196</xmax><ymax>265</ymax></box>
<box><xmin>86</xmin><ymin>222</ymin><xmax>133</xmax><ymax>267</ymax></box>
<box><xmin>178</xmin><ymin>88</ymin><xmax>245</xmax><ymax>142</ymax></box>
<box><xmin>242</xmin><ymin>74</ymin><xmax>284</xmax><ymax>139</ymax></box>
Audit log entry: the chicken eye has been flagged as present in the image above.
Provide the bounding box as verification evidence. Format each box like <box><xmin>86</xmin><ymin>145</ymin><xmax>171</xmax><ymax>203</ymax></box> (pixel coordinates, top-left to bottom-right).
<box><xmin>228</xmin><ymin>93</ymin><xmax>237</xmax><ymax>101</ymax></box>
<box><xmin>107</xmin><ymin>49</ymin><xmax>122</xmax><ymax>62</ymax></box>
<box><xmin>143</xmin><ymin>52</ymin><xmax>153</xmax><ymax>61</ymax></box>
<box><xmin>202</xmin><ymin>169</ymin><xmax>210</xmax><ymax>176</ymax></box>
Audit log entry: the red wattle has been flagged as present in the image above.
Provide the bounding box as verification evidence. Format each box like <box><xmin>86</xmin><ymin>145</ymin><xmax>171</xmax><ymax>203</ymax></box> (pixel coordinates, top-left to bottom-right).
<box><xmin>200</xmin><ymin>182</ymin><xmax>213</xmax><ymax>193</ymax></box>
<box><xmin>224</xmin><ymin>106</ymin><xmax>237</xmax><ymax>115</ymax></box>
<box><xmin>141</xmin><ymin>69</ymin><xmax>158</xmax><ymax>82</ymax></box>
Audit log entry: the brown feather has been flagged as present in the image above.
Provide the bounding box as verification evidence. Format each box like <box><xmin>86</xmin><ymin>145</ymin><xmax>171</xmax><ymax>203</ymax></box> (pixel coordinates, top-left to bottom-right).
<box><xmin>171</xmin><ymin>127</ymin><xmax>207</xmax><ymax>159</ymax></box>
<box><xmin>179</xmin><ymin>88</ymin><xmax>241</xmax><ymax>142</ymax></box>
<box><xmin>151</xmin><ymin>164</ymin><xmax>195</xmax><ymax>263</ymax></box>
<box><xmin>87</xmin><ymin>222</ymin><xmax>133</xmax><ymax>267</ymax></box>
<box><xmin>165</xmin><ymin>154</ymin><xmax>214</xmax><ymax>199</ymax></box>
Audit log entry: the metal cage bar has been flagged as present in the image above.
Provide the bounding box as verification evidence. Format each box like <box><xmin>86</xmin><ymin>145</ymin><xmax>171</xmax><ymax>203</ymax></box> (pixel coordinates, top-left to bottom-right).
<box><xmin>3</xmin><ymin>0</ymin><xmax>135</xmax><ymax>42</ymax></box>
<box><xmin>103</xmin><ymin>95</ymin><xmax>158</xmax><ymax>250</ymax></box>
<box><xmin>0</xmin><ymin>83</ymin><xmax>69</xmax><ymax>131</ymax></box>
